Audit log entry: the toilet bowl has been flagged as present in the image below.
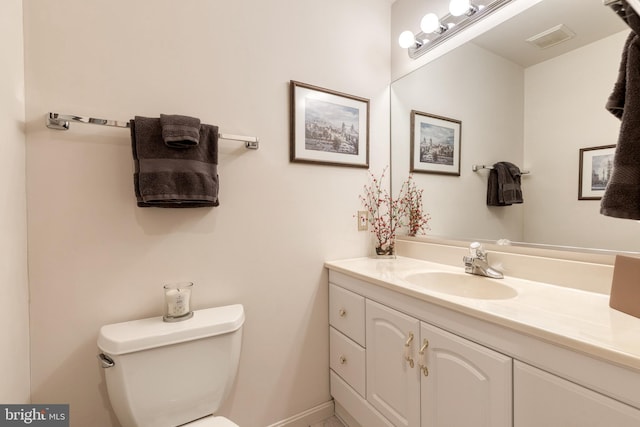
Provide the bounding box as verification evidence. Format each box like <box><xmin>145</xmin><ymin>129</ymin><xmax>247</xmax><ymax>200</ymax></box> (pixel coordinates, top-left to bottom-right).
<box><xmin>97</xmin><ymin>304</ymin><xmax>244</xmax><ymax>427</ymax></box>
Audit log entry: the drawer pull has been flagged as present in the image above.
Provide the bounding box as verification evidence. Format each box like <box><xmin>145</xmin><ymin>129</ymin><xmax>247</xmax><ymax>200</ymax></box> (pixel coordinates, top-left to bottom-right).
<box><xmin>339</xmin><ymin>355</ymin><xmax>347</xmax><ymax>365</ymax></box>
<box><xmin>404</xmin><ymin>332</ymin><xmax>415</xmax><ymax>368</ymax></box>
<box><xmin>338</xmin><ymin>308</ymin><xmax>347</xmax><ymax>317</ymax></box>
<box><xmin>418</xmin><ymin>339</ymin><xmax>429</xmax><ymax>377</ymax></box>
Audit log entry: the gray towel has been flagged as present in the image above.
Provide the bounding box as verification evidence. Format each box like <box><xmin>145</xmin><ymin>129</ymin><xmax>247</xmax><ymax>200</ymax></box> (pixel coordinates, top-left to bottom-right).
<box><xmin>160</xmin><ymin>114</ymin><xmax>201</xmax><ymax>148</ymax></box>
<box><xmin>487</xmin><ymin>162</ymin><xmax>523</xmax><ymax>206</ymax></box>
<box><xmin>131</xmin><ymin>116</ymin><xmax>219</xmax><ymax>208</ymax></box>
<box><xmin>601</xmin><ymin>7</ymin><xmax>640</xmax><ymax>219</ymax></box>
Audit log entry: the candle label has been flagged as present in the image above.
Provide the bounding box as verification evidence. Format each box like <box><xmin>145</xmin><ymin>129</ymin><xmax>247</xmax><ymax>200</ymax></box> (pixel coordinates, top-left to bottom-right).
<box><xmin>164</xmin><ymin>285</ymin><xmax>192</xmax><ymax>318</ymax></box>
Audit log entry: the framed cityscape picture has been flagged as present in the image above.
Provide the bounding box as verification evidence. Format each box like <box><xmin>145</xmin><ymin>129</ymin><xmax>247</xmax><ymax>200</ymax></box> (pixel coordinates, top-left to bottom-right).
<box><xmin>410</xmin><ymin>110</ymin><xmax>461</xmax><ymax>176</ymax></box>
<box><xmin>289</xmin><ymin>80</ymin><xmax>369</xmax><ymax>168</ymax></box>
<box><xmin>578</xmin><ymin>144</ymin><xmax>615</xmax><ymax>200</ymax></box>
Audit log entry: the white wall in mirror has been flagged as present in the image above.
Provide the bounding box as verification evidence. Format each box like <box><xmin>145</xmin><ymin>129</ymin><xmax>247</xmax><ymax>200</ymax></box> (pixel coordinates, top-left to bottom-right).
<box><xmin>523</xmin><ymin>30</ymin><xmax>636</xmax><ymax>250</ymax></box>
<box><xmin>391</xmin><ymin>0</ymin><xmax>640</xmax><ymax>252</ymax></box>
<box><xmin>391</xmin><ymin>41</ymin><xmax>525</xmax><ymax>241</ymax></box>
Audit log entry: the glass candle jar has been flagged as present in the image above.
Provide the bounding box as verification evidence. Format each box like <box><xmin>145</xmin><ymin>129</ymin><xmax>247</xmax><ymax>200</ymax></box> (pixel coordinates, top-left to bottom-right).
<box><xmin>163</xmin><ymin>282</ymin><xmax>194</xmax><ymax>322</ymax></box>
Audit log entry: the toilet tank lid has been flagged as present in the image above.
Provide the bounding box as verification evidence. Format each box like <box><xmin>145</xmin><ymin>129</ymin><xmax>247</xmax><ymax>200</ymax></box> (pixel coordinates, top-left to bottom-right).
<box><xmin>98</xmin><ymin>304</ymin><xmax>244</xmax><ymax>355</ymax></box>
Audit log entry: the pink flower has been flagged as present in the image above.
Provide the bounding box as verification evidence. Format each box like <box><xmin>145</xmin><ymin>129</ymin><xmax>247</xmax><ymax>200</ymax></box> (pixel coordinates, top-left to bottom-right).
<box><xmin>360</xmin><ymin>169</ymin><xmax>431</xmax><ymax>252</ymax></box>
<box><xmin>397</xmin><ymin>174</ymin><xmax>431</xmax><ymax>237</ymax></box>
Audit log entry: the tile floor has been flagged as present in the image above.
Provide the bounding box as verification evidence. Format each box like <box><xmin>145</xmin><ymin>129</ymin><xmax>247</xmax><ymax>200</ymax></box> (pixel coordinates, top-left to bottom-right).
<box><xmin>310</xmin><ymin>415</ymin><xmax>346</xmax><ymax>427</ymax></box>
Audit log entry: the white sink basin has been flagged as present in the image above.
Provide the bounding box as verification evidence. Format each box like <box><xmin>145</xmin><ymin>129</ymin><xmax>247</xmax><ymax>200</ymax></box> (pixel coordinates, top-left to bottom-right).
<box><xmin>403</xmin><ymin>271</ymin><xmax>518</xmax><ymax>300</ymax></box>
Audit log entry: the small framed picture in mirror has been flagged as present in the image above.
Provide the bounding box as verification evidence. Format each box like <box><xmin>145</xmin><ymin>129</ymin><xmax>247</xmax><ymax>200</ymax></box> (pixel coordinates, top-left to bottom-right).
<box><xmin>410</xmin><ymin>110</ymin><xmax>461</xmax><ymax>176</ymax></box>
<box><xmin>578</xmin><ymin>145</ymin><xmax>615</xmax><ymax>200</ymax></box>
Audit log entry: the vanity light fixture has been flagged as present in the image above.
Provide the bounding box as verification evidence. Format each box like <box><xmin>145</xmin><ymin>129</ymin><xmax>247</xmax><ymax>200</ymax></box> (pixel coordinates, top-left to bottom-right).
<box><xmin>420</xmin><ymin>13</ymin><xmax>449</xmax><ymax>34</ymax></box>
<box><xmin>449</xmin><ymin>0</ymin><xmax>480</xmax><ymax>17</ymax></box>
<box><xmin>398</xmin><ymin>30</ymin><xmax>424</xmax><ymax>49</ymax></box>
<box><xmin>398</xmin><ymin>0</ymin><xmax>514</xmax><ymax>59</ymax></box>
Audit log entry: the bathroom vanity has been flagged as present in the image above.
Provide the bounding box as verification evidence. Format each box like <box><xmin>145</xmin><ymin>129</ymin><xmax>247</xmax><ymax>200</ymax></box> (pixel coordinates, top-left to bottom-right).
<box><xmin>325</xmin><ymin>251</ymin><xmax>640</xmax><ymax>427</ymax></box>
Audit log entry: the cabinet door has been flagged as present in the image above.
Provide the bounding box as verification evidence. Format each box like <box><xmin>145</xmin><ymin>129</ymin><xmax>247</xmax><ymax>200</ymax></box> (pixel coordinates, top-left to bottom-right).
<box><xmin>420</xmin><ymin>322</ymin><xmax>512</xmax><ymax>427</ymax></box>
<box><xmin>366</xmin><ymin>300</ymin><xmax>421</xmax><ymax>427</ymax></box>
<box><xmin>514</xmin><ymin>361</ymin><xmax>640</xmax><ymax>427</ymax></box>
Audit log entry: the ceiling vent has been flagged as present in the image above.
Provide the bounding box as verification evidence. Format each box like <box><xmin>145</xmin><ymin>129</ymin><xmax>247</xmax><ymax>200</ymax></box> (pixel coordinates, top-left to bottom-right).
<box><xmin>526</xmin><ymin>24</ymin><xmax>576</xmax><ymax>49</ymax></box>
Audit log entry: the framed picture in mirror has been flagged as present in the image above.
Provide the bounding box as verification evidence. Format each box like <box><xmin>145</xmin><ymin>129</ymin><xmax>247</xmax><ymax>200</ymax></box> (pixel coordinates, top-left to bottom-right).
<box><xmin>578</xmin><ymin>145</ymin><xmax>616</xmax><ymax>200</ymax></box>
<box><xmin>410</xmin><ymin>110</ymin><xmax>461</xmax><ymax>176</ymax></box>
<box><xmin>289</xmin><ymin>80</ymin><xmax>369</xmax><ymax>168</ymax></box>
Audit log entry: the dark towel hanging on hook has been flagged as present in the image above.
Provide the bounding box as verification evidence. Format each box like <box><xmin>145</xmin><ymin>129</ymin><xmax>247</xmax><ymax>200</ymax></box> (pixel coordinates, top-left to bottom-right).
<box><xmin>601</xmin><ymin>1</ymin><xmax>640</xmax><ymax>219</ymax></box>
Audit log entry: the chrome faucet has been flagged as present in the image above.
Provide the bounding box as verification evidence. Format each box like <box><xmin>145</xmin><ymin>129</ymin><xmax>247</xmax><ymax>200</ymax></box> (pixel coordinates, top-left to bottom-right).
<box><xmin>463</xmin><ymin>242</ymin><xmax>504</xmax><ymax>279</ymax></box>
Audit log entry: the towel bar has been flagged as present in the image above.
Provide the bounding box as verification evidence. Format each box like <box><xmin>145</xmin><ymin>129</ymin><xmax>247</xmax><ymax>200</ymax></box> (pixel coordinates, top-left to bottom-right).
<box><xmin>46</xmin><ymin>112</ymin><xmax>259</xmax><ymax>149</ymax></box>
<box><xmin>472</xmin><ymin>164</ymin><xmax>530</xmax><ymax>175</ymax></box>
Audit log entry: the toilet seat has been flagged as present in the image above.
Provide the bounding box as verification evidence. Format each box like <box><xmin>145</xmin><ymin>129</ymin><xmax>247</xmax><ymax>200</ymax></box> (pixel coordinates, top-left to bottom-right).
<box><xmin>185</xmin><ymin>415</ymin><xmax>239</xmax><ymax>427</ymax></box>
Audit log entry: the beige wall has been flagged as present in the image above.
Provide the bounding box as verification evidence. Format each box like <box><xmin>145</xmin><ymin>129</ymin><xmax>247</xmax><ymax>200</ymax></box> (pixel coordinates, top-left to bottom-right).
<box><xmin>23</xmin><ymin>1</ymin><xmax>391</xmax><ymax>426</ymax></box>
<box><xmin>523</xmin><ymin>30</ymin><xmax>639</xmax><ymax>251</ymax></box>
<box><xmin>0</xmin><ymin>0</ymin><xmax>30</xmax><ymax>404</ymax></box>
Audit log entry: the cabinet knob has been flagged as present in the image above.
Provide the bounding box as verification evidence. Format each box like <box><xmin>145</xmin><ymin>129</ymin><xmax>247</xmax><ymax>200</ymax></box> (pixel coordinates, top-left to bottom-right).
<box><xmin>338</xmin><ymin>308</ymin><xmax>347</xmax><ymax>318</ymax></box>
<box><xmin>339</xmin><ymin>355</ymin><xmax>347</xmax><ymax>365</ymax></box>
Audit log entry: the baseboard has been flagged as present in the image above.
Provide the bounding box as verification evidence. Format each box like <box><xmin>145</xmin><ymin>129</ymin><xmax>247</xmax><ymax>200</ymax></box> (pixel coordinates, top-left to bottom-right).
<box><xmin>330</xmin><ymin>372</ymin><xmax>392</xmax><ymax>427</ymax></box>
<box><xmin>265</xmin><ymin>400</ymin><xmax>335</xmax><ymax>427</ymax></box>
<box><xmin>334</xmin><ymin>402</ymin><xmax>360</xmax><ymax>427</ymax></box>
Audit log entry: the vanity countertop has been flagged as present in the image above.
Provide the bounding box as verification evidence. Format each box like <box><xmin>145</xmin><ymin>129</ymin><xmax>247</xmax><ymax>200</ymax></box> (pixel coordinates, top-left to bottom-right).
<box><xmin>325</xmin><ymin>256</ymin><xmax>640</xmax><ymax>372</ymax></box>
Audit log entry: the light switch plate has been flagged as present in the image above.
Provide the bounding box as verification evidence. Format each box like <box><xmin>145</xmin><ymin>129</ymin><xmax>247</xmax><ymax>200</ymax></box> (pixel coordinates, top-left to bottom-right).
<box><xmin>357</xmin><ymin>211</ymin><xmax>368</xmax><ymax>231</ymax></box>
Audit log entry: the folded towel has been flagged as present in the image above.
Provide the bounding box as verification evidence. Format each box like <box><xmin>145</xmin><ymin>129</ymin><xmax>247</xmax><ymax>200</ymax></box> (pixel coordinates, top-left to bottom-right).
<box><xmin>487</xmin><ymin>162</ymin><xmax>523</xmax><ymax>206</ymax></box>
<box><xmin>601</xmin><ymin>9</ymin><xmax>640</xmax><ymax>219</ymax></box>
<box><xmin>131</xmin><ymin>116</ymin><xmax>219</xmax><ymax>208</ymax></box>
<box><xmin>160</xmin><ymin>114</ymin><xmax>201</xmax><ymax>148</ymax></box>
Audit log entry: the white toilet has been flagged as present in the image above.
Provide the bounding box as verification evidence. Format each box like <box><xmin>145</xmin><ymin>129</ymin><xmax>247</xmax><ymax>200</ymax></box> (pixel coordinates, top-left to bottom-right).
<box><xmin>97</xmin><ymin>304</ymin><xmax>244</xmax><ymax>427</ymax></box>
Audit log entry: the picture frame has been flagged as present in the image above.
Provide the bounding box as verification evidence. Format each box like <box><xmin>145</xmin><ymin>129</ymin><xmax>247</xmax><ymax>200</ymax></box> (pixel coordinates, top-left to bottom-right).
<box><xmin>578</xmin><ymin>145</ymin><xmax>616</xmax><ymax>200</ymax></box>
<box><xmin>410</xmin><ymin>110</ymin><xmax>461</xmax><ymax>176</ymax></box>
<box><xmin>290</xmin><ymin>80</ymin><xmax>369</xmax><ymax>168</ymax></box>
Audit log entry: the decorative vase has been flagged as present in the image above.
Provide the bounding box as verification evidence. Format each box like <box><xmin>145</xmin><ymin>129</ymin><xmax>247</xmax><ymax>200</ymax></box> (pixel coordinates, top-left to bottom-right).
<box><xmin>375</xmin><ymin>245</ymin><xmax>396</xmax><ymax>259</ymax></box>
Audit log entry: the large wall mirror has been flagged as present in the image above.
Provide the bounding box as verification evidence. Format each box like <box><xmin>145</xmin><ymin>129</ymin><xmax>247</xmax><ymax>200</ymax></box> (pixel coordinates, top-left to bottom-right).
<box><xmin>391</xmin><ymin>0</ymin><xmax>640</xmax><ymax>252</ymax></box>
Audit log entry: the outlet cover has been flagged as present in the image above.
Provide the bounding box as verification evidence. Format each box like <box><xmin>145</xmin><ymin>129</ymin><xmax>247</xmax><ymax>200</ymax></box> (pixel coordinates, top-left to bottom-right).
<box><xmin>357</xmin><ymin>211</ymin><xmax>368</xmax><ymax>231</ymax></box>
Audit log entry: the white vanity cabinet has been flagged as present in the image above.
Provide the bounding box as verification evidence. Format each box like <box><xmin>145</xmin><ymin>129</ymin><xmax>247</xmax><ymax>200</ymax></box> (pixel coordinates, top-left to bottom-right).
<box><xmin>514</xmin><ymin>361</ymin><xmax>640</xmax><ymax>427</ymax></box>
<box><xmin>330</xmin><ymin>283</ymin><xmax>512</xmax><ymax>427</ymax></box>
<box><xmin>327</xmin><ymin>267</ymin><xmax>640</xmax><ymax>427</ymax></box>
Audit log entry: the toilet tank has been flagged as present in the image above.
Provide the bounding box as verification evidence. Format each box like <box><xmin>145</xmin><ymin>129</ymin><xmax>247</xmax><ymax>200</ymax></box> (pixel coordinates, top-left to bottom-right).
<box><xmin>98</xmin><ymin>305</ymin><xmax>244</xmax><ymax>427</ymax></box>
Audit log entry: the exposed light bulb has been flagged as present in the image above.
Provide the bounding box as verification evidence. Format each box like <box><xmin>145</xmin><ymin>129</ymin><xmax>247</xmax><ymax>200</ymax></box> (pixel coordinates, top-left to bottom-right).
<box><xmin>398</xmin><ymin>30</ymin><xmax>417</xmax><ymax>48</ymax></box>
<box><xmin>420</xmin><ymin>13</ymin><xmax>442</xmax><ymax>34</ymax></box>
<box><xmin>449</xmin><ymin>0</ymin><xmax>471</xmax><ymax>16</ymax></box>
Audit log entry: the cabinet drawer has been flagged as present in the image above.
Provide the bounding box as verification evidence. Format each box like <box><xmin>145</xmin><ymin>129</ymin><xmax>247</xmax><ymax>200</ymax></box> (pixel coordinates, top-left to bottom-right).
<box><xmin>329</xmin><ymin>284</ymin><xmax>365</xmax><ymax>346</ymax></box>
<box><xmin>330</xmin><ymin>327</ymin><xmax>366</xmax><ymax>397</ymax></box>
